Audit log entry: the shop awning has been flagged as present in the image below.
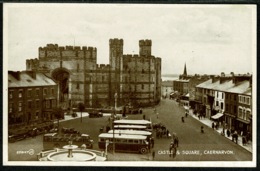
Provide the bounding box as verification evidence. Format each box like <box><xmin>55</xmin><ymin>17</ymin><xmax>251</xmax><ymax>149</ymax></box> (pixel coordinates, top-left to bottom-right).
<box><xmin>211</xmin><ymin>113</ymin><xmax>223</xmax><ymax>119</ymax></box>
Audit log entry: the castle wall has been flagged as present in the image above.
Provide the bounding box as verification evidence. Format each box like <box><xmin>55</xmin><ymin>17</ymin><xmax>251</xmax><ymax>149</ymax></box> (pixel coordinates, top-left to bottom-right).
<box><xmin>27</xmin><ymin>39</ymin><xmax>161</xmax><ymax>108</ymax></box>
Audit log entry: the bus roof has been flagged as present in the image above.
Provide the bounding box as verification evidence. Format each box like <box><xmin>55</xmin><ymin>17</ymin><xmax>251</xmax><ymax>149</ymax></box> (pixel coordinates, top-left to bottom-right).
<box><xmin>43</xmin><ymin>133</ymin><xmax>57</xmax><ymax>137</ymax></box>
<box><xmin>114</xmin><ymin>125</ymin><xmax>147</xmax><ymax>129</ymax></box>
<box><xmin>108</xmin><ymin>130</ymin><xmax>152</xmax><ymax>136</ymax></box>
<box><xmin>98</xmin><ymin>133</ymin><xmax>147</xmax><ymax>140</ymax></box>
<box><xmin>114</xmin><ymin>119</ymin><xmax>151</xmax><ymax>125</ymax></box>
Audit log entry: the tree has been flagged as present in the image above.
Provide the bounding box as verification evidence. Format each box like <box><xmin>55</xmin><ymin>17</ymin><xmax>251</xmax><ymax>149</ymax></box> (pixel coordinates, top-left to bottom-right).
<box><xmin>78</xmin><ymin>102</ymin><xmax>85</xmax><ymax>123</ymax></box>
<box><xmin>52</xmin><ymin>107</ymin><xmax>64</xmax><ymax>131</ymax></box>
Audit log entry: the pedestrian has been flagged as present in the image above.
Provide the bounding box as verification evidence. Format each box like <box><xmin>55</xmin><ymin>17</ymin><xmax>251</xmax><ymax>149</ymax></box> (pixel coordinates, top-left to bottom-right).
<box><xmin>148</xmin><ymin>140</ymin><xmax>151</xmax><ymax>152</ymax></box>
<box><xmin>152</xmin><ymin>150</ymin><xmax>155</xmax><ymax>160</ymax></box>
<box><xmin>181</xmin><ymin>116</ymin><xmax>184</xmax><ymax>123</ymax></box>
<box><xmin>242</xmin><ymin>136</ymin><xmax>246</xmax><ymax>146</ymax></box>
<box><xmin>227</xmin><ymin>129</ymin><xmax>230</xmax><ymax>137</ymax></box>
<box><xmin>185</xmin><ymin>112</ymin><xmax>188</xmax><ymax>118</ymax></box>
<box><xmin>166</xmin><ymin>129</ymin><xmax>169</xmax><ymax>138</ymax></box>
<box><xmin>151</xmin><ymin>137</ymin><xmax>154</xmax><ymax>148</ymax></box>
<box><xmin>212</xmin><ymin>122</ymin><xmax>215</xmax><ymax>129</ymax></box>
<box><xmin>175</xmin><ymin>136</ymin><xmax>179</xmax><ymax>147</ymax></box>
<box><xmin>201</xmin><ymin>126</ymin><xmax>204</xmax><ymax>133</ymax></box>
<box><xmin>234</xmin><ymin>130</ymin><xmax>238</xmax><ymax>144</ymax></box>
<box><xmin>169</xmin><ymin>143</ymin><xmax>173</xmax><ymax>157</ymax></box>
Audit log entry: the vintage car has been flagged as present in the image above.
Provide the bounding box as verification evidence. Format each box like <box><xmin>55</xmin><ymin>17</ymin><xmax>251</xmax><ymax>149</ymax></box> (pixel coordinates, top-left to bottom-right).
<box><xmin>88</xmin><ymin>110</ymin><xmax>103</xmax><ymax>118</ymax></box>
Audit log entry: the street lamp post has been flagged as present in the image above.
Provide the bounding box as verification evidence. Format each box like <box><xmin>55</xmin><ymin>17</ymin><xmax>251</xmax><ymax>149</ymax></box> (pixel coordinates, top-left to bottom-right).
<box><xmin>113</xmin><ymin>93</ymin><xmax>117</xmax><ymax>154</ymax></box>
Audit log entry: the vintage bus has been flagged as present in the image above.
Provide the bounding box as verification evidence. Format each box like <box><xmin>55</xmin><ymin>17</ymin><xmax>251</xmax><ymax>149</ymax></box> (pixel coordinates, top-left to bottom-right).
<box><xmin>98</xmin><ymin>133</ymin><xmax>149</xmax><ymax>154</ymax></box>
<box><xmin>43</xmin><ymin>133</ymin><xmax>94</xmax><ymax>150</ymax></box>
<box><xmin>108</xmin><ymin>129</ymin><xmax>152</xmax><ymax>139</ymax></box>
<box><xmin>113</xmin><ymin>120</ymin><xmax>153</xmax><ymax>131</ymax></box>
<box><xmin>113</xmin><ymin>125</ymin><xmax>148</xmax><ymax>131</ymax></box>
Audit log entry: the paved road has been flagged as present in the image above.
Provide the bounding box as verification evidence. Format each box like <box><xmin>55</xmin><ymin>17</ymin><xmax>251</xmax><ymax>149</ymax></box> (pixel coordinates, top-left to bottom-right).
<box><xmin>8</xmin><ymin>98</ymin><xmax>252</xmax><ymax>161</ymax></box>
<box><xmin>136</xmin><ymin>98</ymin><xmax>252</xmax><ymax>161</ymax></box>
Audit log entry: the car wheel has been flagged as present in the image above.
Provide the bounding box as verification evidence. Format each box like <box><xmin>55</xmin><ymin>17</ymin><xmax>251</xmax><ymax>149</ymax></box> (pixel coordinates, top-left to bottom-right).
<box><xmin>140</xmin><ymin>147</ymin><xmax>148</xmax><ymax>154</ymax></box>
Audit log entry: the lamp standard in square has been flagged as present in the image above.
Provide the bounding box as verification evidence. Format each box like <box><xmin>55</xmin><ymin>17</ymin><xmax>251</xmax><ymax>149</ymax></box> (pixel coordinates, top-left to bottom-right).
<box><xmin>113</xmin><ymin>92</ymin><xmax>118</xmax><ymax>154</ymax></box>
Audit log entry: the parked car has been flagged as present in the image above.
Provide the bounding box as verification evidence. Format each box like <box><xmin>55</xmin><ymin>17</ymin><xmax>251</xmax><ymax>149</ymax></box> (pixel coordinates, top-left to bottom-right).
<box><xmin>8</xmin><ymin>129</ymin><xmax>29</xmax><ymax>143</ymax></box>
<box><xmin>61</xmin><ymin>127</ymin><xmax>80</xmax><ymax>134</ymax></box>
<box><xmin>89</xmin><ymin>110</ymin><xmax>103</xmax><ymax>118</ymax></box>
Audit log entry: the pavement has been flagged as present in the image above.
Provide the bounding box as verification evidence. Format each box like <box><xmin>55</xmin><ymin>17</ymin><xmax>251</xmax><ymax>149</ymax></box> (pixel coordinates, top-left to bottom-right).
<box><xmin>187</xmin><ymin>107</ymin><xmax>252</xmax><ymax>153</ymax></box>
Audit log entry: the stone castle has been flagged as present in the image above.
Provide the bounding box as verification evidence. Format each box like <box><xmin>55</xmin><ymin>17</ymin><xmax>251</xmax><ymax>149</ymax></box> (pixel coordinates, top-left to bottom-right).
<box><xmin>26</xmin><ymin>38</ymin><xmax>161</xmax><ymax>108</ymax></box>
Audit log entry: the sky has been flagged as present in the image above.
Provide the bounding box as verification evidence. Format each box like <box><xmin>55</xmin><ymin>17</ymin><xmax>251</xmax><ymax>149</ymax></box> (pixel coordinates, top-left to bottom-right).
<box><xmin>4</xmin><ymin>4</ymin><xmax>256</xmax><ymax>75</ymax></box>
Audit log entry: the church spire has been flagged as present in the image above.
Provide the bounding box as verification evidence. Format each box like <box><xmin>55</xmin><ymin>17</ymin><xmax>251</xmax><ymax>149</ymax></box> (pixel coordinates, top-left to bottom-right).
<box><xmin>183</xmin><ymin>62</ymin><xmax>187</xmax><ymax>76</ymax></box>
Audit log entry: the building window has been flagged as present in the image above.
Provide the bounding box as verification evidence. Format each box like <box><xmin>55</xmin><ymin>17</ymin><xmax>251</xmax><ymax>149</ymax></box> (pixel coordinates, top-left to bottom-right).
<box><xmin>246</xmin><ymin>97</ymin><xmax>250</xmax><ymax>105</ymax></box>
<box><xmin>46</xmin><ymin>100</ymin><xmax>50</xmax><ymax>109</ymax></box>
<box><xmin>27</xmin><ymin>89</ymin><xmax>32</xmax><ymax>97</ymax></box>
<box><xmin>18</xmin><ymin>102</ymin><xmax>22</xmax><ymax>112</ymax></box>
<box><xmin>43</xmin><ymin>88</ymin><xmax>47</xmax><ymax>96</ymax></box>
<box><xmin>76</xmin><ymin>83</ymin><xmax>80</xmax><ymax>89</ymax></box>
<box><xmin>35</xmin><ymin>112</ymin><xmax>39</xmax><ymax>119</ymax></box>
<box><xmin>36</xmin><ymin>89</ymin><xmax>40</xmax><ymax>96</ymax></box>
<box><xmin>216</xmin><ymin>101</ymin><xmax>219</xmax><ymax>106</ymax></box>
<box><xmin>77</xmin><ymin>63</ymin><xmax>79</xmax><ymax>72</ymax></box>
<box><xmin>51</xmin><ymin>88</ymin><xmax>54</xmax><ymax>95</ymax></box>
<box><xmin>220</xmin><ymin>102</ymin><xmax>223</xmax><ymax>109</ymax></box>
<box><xmin>222</xmin><ymin>93</ymin><xmax>224</xmax><ymax>99</ymax></box>
<box><xmin>19</xmin><ymin>90</ymin><xmax>23</xmax><ymax>98</ymax></box>
<box><xmin>9</xmin><ymin>91</ymin><xmax>13</xmax><ymax>99</ymax></box>
<box><xmin>234</xmin><ymin>105</ymin><xmax>237</xmax><ymax>114</ymax></box>
<box><xmin>142</xmin><ymin>69</ymin><xmax>144</xmax><ymax>74</ymax></box>
<box><xmin>102</xmin><ymin>76</ymin><xmax>105</xmax><ymax>82</ymax></box>
<box><xmin>36</xmin><ymin>100</ymin><xmax>40</xmax><ymax>109</ymax></box>
<box><xmin>52</xmin><ymin>100</ymin><xmax>56</xmax><ymax>108</ymax></box>
<box><xmin>142</xmin><ymin>84</ymin><xmax>144</xmax><ymax>90</ymax></box>
<box><xmin>238</xmin><ymin>107</ymin><xmax>243</xmax><ymax>118</ymax></box>
<box><xmin>243</xmin><ymin>109</ymin><xmax>246</xmax><ymax>120</ymax></box>
<box><xmin>28</xmin><ymin>101</ymin><xmax>32</xmax><ymax>108</ymax></box>
<box><xmin>226</xmin><ymin>104</ymin><xmax>228</xmax><ymax>112</ymax></box>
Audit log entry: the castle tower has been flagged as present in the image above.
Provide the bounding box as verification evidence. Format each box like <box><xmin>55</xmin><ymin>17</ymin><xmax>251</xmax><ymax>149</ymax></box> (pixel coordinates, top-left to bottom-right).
<box><xmin>183</xmin><ymin>63</ymin><xmax>187</xmax><ymax>76</ymax></box>
<box><xmin>139</xmin><ymin>39</ymin><xmax>152</xmax><ymax>57</ymax></box>
<box><xmin>109</xmin><ymin>38</ymin><xmax>124</xmax><ymax>103</ymax></box>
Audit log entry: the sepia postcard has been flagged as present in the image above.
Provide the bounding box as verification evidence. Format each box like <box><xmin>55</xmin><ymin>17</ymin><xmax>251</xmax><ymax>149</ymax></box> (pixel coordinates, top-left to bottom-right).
<box><xmin>3</xmin><ymin>3</ymin><xmax>257</xmax><ymax>167</ymax></box>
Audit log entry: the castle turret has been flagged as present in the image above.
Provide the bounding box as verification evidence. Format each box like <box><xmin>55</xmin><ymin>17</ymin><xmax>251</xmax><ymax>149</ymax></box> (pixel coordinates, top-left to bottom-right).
<box><xmin>139</xmin><ymin>39</ymin><xmax>152</xmax><ymax>57</ymax></box>
<box><xmin>109</xmin><ymin>38</ymin><xmax>124</xmax><ymax>102</ymax></box>
<box><xmin>109</xmin><ymin>38</ymin><xmax>123</xmax><ymax>70</ymax></box>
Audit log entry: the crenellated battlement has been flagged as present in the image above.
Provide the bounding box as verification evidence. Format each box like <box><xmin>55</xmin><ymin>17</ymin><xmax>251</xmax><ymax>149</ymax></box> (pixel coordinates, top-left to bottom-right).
<box><xmin>123</xmin><ymin>54</ymin><xmax>140</xmax><ymax>59</ymax></box>
<box><xmin>26</xmin><ymin>58</ymin><xmax>39</xmax><ymax>70</ymax></box>
<box><xmin>139</xmin><ymin>39</ymin><xmax>152</xmax><ymax>46</ymax></box>
<box><xmin>109</xmin><ymin>38</ymin><xmax>124</xmax><ymax>45</ymax></box>
<box><xmin>96</xmin><ymin>64</ymin><xmax>110</xmax><ymax>70</ymax></box>
<box><xmin>39</xmin><ymin>44</ymin><xmax>97</xmax><ymax>52</ymax></box>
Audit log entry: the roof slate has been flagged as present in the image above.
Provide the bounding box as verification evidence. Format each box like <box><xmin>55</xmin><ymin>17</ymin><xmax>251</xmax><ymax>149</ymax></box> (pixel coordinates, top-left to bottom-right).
<box><xmin>8</xmin><ymin>71</ymin><xmax>56</xmax><ymax>88</ymax></box>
